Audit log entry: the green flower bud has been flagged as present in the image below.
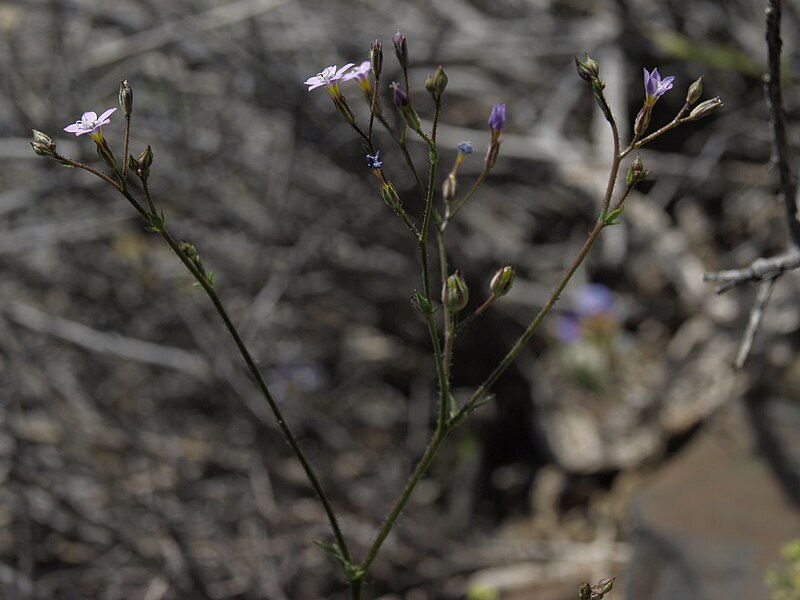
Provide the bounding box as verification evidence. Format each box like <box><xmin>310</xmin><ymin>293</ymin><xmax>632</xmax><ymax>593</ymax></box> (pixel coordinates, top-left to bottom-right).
<box><xmin>426</xmin><ymin>65</ymin><xmax>448</xmax><ymax>99</ymax></box>
<box><xmin>579</xmin><ymin>583</ymin><xmax>592</xmax><ymax>600</ymax></box>
<box><xmin>490</xmin><ymin>265</ymin><xmax>516</xmax><ymax>298</ymax></box>
<box><xmin>575</xmin><ymin>54</ymin><xmax>600</xmax><ymax>81</ymax></box>
<box><xmin>634</xmin><ymin>105</ymin><xmax>652</xmax><ymax>137</ymax></box>
<box><xmin>442</xmin><ymin>173</ymin><xmax>456</xmax><ymax>203</ymax></box>
<box><xmin>688</xmin><ymin>97</ymin><xmax>723</xmax><ymax>120</ymax></box>
<box><xmin>625</xmin><ymin>154</ymin><xmax>648</xmax><ymax>186</ymax></box>
<box><xmin>370</xmin><ymin>40</ymin><xmax>383</xmax><ymax>79</ymax></box>
<box><xmin>119</xmin><ymin>79</ymin><xmax>133</xmax><ymax>118</ymax></box>
<box><xmin>137</xmin><ymin>145</ymin><xmax>153</xmax><ymax>179</ymax></box>
<box><xmin>442</xmin><ymin>271</ymin><xmax>469</xmax><ymax>312</ymax></box>
<box><xmin>380</xmin><ymin>181</ymin><xmax>401</xmax><ymax>209</ymax></box>
<box><xmin>686</xmin><ymin>76</ymin><xmax>703</xmax><ymax>106</ymax></box>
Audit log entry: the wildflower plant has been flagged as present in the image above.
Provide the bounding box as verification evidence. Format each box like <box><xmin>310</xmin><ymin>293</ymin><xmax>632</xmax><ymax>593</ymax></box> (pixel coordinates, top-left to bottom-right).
<box><xmin>31</xmin><ymin>37</ymin><xmax>721</xmax><ymax>598</ymax></box>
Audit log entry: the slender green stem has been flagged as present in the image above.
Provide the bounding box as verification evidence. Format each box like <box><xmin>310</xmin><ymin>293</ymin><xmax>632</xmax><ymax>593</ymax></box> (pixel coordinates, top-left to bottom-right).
<box><xmin>447</xmin><ymin>167</ymin><xmax>489</xmax><ymax>222</ymax></box>
<box><xmin>122</xmin><ymin>115</ymin><xmax>131</xmax><ymax>189</ymax></box>
<box><xmin>455</xmin><ymin>296</ymin><xmax>495</xmax><ymax>335</ymax></box>
<box><xmin>71</xmin><ymin>164</ymin><xmax>353</xmax><ymax>566</ymax></box>
<box><xmin>451</xmin><ymin>112</ymin><xmax>622</xmax><ymax>425</ymax></box>
<box><xmin>376</xmin><ymin>114</ymin><xmax>425</xmax><ymax>197</ymax></box>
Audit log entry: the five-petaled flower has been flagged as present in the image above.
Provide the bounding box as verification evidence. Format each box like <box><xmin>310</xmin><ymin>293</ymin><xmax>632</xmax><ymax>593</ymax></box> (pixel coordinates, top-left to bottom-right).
<box><xmin>304</xmin><ymin>64</ymin><xmax>355</xmax><ymax>98</ymax></box>
<box><xmin>643</xmin><ymin>68</ymin><xmax>674</xmax><ymax>106</ymax></box>
<box><xmin>64</xmin><ymin>108</ymin><xmax>117</xmax><ymax>140</ymax></box>
<box><xmin>366</xmin><ymin>151</ymin><xmax>382</xmax><ymax>171</ymax></box>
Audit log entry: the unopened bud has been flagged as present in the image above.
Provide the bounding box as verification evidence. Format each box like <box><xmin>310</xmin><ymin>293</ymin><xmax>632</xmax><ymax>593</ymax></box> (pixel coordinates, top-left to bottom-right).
<box><xmin>119</xmin><ymin>79</ymin><xmax>133</xmax><ymax>118</ymax></box>
<box><xmin>626</xmin><ymin>154</ymin><xmax>648</xmax><ymax>186</ymax></box>
<box><xmin>380</xmin><ymin>181</ymin><xmax>401</xmax><ymax>209</ymax></box>
<box><xmin>490</xmin><ymin>265</ymin><xmax>516</xmax><ymax>298</ymax></box>
<box><xmin>442</xmin><ymin>173</ymin><xmax>456</xmax><ymax>203</ymax></box>
<box><xmin>393</xmin><ymin>30</ymin><xmax>408</xmax><ymax>68</ymax></box>
<box><xmin>579</xmin><ymin>583</ymin><xmax>592</xmax><ymax>600</ymax></box>
<box><xmin>575</xmin><ymin>54</ymin><xmax>600</xmax><ymax>81</ymax></box>
<box><xmin>370</xmin><ymin>40</ymin><xmax>383</xmax><ymax>78</ymax></box>
<box><xmin>634</xmin><ymin>105</ymin><xmax>652</xmax><ymax>137</ymax></box>
<box><xmin>137</xmin><ymin>145</ymin><xmax>153</xmax><ymax>178</ymax></box>
<box><xmin>686</xmin><ymin>76</ymin><xmax>703</xmax><ymax>105</ymax></box>
<box><xmin>30</xmin><ymin>129</ymin><xmax>56</xmax><ymax>156</ymax></box>
<box><xmin>592</xmin><ymin>577</ymin><xmax>615</xmax><ymax>596</ymax></box>
<box><xmin>127</xmin><ymin>154</ymin><xmax>140</xmax><ymax>172</ymax></box>
<box><xmin>688</xmin><ymin>97</ymin><xmax>722</xmax><ymax>120</ymax></box>
<box><xmin>442</xmin><ymin>271</ymin><xmax>469</xmax><ymax>312</ymax></box>
<box><xmin>425</xmin><ymin>65</ymin><xmax>448</xmax><ymax>99</ymax></box>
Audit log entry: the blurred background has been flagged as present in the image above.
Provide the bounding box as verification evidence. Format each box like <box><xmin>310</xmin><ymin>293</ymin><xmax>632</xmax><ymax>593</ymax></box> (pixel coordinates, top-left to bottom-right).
<box><xmin>3</xmin><ymin>0</ymin><xmax>800</xmax><ymax>598</ymax></box>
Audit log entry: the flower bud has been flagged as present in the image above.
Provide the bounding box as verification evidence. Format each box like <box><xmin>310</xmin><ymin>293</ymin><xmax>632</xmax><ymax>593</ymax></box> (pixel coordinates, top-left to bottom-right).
<box><xmin>119</xmin><ymin>79</ymin><xmax>133</xmax><ymax>118</ymax></box>
<box><xmin>686</xmin><ymin>76</ymin><xmax>703</xmax><ymax>105</ymax></box>
<box><xmin>425</xmin><ymin>65</ymin><xmax>448</xmax><ymax>99</ymax></box>
<box><xmin>488</xmin><ymin>103</ymin><xmax>506</xmax><ymax>133</ymax></box>
<box><xmin>575</xmin><ymin>54</ymin><xmax>600</xmax><ymax>81</ymax></box>
<box><xmin>137</xmin><ymin>145</ymin><xmax>153</xmax><ymax>178</ymax></box>
<box><xmin>443</xmin><ymin>271</ymin><xmax>469</xmax><ymax>312</ymax></box>
<box><xmin>127</xmin><ymin>154</ymin><xmax>140</xmax><ymax>172</ymax></box>
<box><xmin>626</xmin><ymin>154</ymin><xmax>648</xmax><ymax>186</ymax></box>
<box><xmin>490</xmin><ymin>265</ymin><xmax>516</xmax><ymax>298</ymax></box>
<box><xmin>393</xmin><ymin>30</ymin><xmax>408</xmax><ymax>68</ymax></box>
<box><xmin>30</xmin><ymin>129</ymin><xmax>56</xmax><ymax>157</ymax></box>
<box><xmin>591</xmin><ymin>577</ymin><xmax>615</xmax><ymax>596</ymax></box>
<box><xmin>442</xmin><ymin>173</ymin><xmax>456</xmax><ymax>203</ymax></box>
<box><xmin>579</xmin><ymin>583</ymin><xmax>592</xmax><ymax>600</ymax></box>
<box><xmin>380</xmin><ymin>181</ymin><xmax>401</xmax><ymax>209</ymax></box>
<box><xmin>688</xmin><ymin>96</ymin><xmax>723</xmax><ymax>120</ymax></box>
<box><xmin>370</xmin><ymin>40</ymin><xmax>383</xmax><ymax>79</ymax></box>
<box><xmin>634</xmin><ymin>105</ymin><xmax>652</xmax><ymax>137</ymax></box>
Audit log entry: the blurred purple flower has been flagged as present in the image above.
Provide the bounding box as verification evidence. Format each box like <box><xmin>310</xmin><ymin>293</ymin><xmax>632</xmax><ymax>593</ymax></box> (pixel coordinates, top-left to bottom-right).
<box><xmin>488</xmin><ymin>103</ymin><xmax>506</xmax><ymax>131</ymax></box>
<box><xmin>63</xmin><ymin>108</ymin><xmax>117</xmax><ymax>137</ymax></box>
<box><xmin>573</xmin><ymin>283</ymin><xmax>614</xmax><ymax>317</ymax></box>
<box><xmin>304</xmin><ymin>64</ymin><xmax>355</xmax><ymax>92</ymax></box>
<box><xmin>555</xmin><ymin>314</ymin><xmax>582</xmax><ymax>343</ymax></box>
<box><xmin>643</xmin><ymin>67</ymin><xmax>674</xmax><ymax>105</ymax></box>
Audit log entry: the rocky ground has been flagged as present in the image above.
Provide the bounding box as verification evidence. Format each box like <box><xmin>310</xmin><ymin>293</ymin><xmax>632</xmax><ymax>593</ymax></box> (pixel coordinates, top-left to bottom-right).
<box><xmin>1</xmin><ymin>0</ymin><xmax>799</xmax><ymax>598</ymax></box>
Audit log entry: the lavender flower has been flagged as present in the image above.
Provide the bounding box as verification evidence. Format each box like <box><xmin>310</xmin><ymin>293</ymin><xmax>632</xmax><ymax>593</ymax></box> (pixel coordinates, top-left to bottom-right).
<box><xmin>457</xmin><ymin>141</ymin><xmax>473</xmax><ymax>155</ymax></box>
<box><xmin>304</xmin><ymin>64</ymin><xmax>355</xmax><ymax>96</ymax></box>
<box><xmin>366</xmin><ymin>151</ymin><xmax>382</xmax><ymax>170</ymax></box>
<box><xmin>488</xmin><ymin>103</ymin><xmax>506</xmax><ymax>132</ymax></box>
<box><xmin>643</xmin><ymin>67</ymin><xmax>674</xmax><ymax>106</ymax></box>
<box><xmin>573</xmin><ymin>284</ymin><xmax>614</xmax><ymax>317</ymax></box>
<box><xmin>63</xmin><ymin>108</ymin><xmax>117</xmax><ymax>139</ymax></box>
<box><xmin>343</xmin><ymin>61</ymin><xmax>371</xmax><ymax>83</ymax></box>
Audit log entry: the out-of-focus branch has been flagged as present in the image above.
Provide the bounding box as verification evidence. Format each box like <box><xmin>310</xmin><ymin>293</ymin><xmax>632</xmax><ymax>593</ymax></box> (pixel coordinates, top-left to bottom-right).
<box><xmin>703</xmin><ymin>0</ymin><xmax>800</xmax><ymax>367</ymax></box>
<box><xmin>765</xmin><ymin>0</ymin><xmax>800</xmax><ymax>246</ymax></box>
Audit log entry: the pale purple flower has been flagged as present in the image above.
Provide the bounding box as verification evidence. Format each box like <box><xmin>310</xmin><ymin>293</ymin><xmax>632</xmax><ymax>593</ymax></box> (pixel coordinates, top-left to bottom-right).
<box><xmin>343</xmin><ymin>60</ymin><xmax>372</xmax><ymax>82</ymax></box>
<box><xmin>643</xmin><ymin>67</ymin><xmax>674</xmax><ymax>105</ymax></box>
<box><xmin>63</xmin><ymin>108</ymin><xmax>117</xmax><ymax>137</ymax></box>
<box><xmin>304</xmin><ymin>64</ymin><xmax>355</xmax><ymax>92</ymax></box>
<box><xmin>488</xmin><ymin>103</ymin><xmax>506</xmax><ymax>132</ymax></box>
